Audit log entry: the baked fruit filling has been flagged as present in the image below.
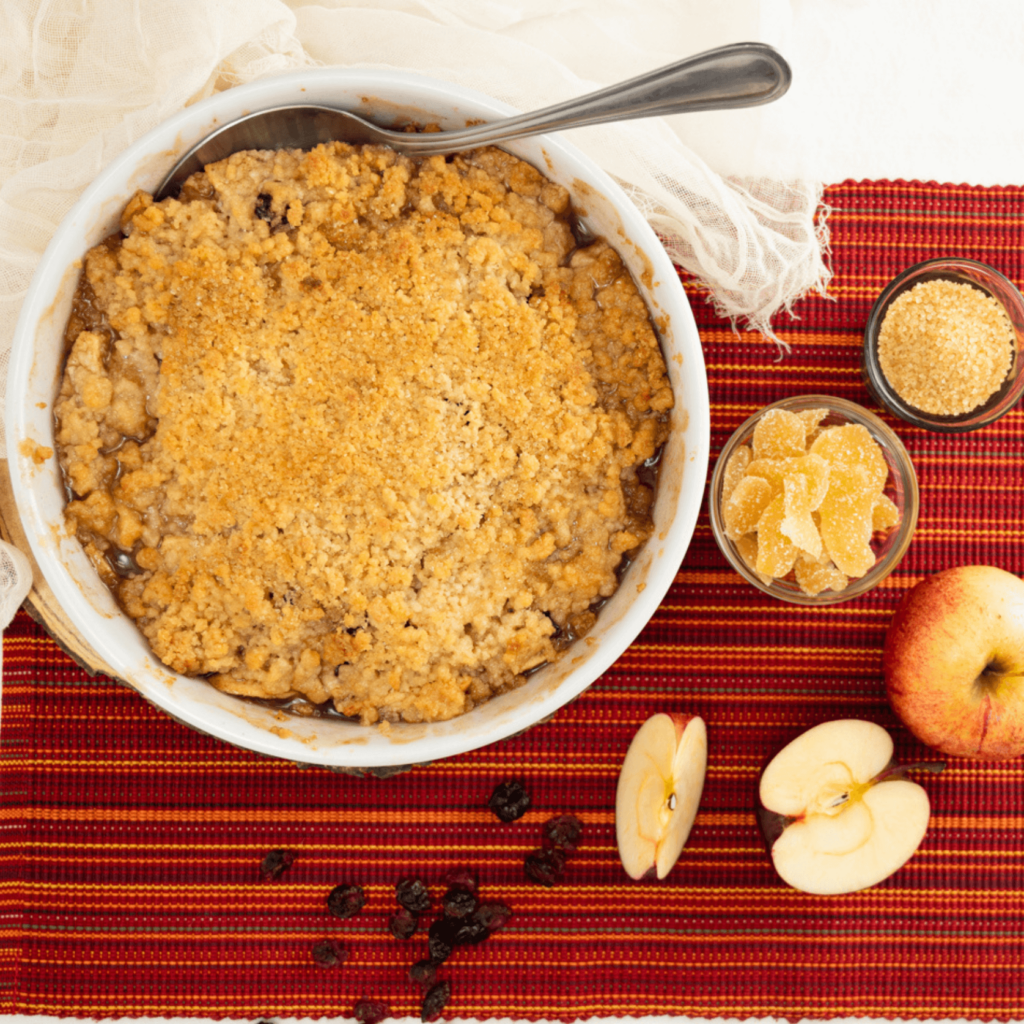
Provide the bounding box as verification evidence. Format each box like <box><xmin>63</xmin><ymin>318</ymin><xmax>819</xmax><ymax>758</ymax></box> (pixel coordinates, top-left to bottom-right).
<box><xmin>55</xmin><ymin>141</ymin><xmax>674</xmax><ymax>724</ymax></box>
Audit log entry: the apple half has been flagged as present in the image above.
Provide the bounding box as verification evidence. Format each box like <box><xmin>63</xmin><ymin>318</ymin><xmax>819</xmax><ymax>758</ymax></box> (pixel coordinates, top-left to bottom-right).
<box><xmin>884</xmin><ymin>565</ymin><xmax>1024</xmax><ymax>760</ymax></box>
<box><xmin>615</xmin><ymin>713</ymin><xmax>707</xmax><ymax>880</ymax></box>
<box><xmin>757</xmin><ymin>719</ymin><xmax>943</xmax><ymax>895</ymax></box>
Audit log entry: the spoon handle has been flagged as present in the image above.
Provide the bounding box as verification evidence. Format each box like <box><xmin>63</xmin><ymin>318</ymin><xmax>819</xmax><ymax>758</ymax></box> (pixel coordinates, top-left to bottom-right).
<box><xmin>396</xmin><ymin>41</ymin><xmax>791</xmax><ymax>154</ymax></box>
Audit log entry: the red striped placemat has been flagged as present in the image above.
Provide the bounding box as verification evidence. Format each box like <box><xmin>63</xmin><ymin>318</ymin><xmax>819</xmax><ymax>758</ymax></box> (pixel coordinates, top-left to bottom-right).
<box><xmin>2</xmin><ymin>179</ymin><xmax>1024</xmax><ymax>1021</ymax></box>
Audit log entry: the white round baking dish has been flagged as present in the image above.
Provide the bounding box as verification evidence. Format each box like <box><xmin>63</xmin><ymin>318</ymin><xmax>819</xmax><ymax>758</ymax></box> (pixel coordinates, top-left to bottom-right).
<box><xmin>6</xmin><ymin>68</ymin><xmax>710</xmax><ymax>771</ymax></box>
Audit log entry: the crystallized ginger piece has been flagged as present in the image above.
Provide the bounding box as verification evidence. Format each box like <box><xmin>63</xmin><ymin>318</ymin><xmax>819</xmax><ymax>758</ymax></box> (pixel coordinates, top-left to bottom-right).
<box><xmin>872</xmin><ymin>494</ymin><xmax>900</xmax><ymax>532</ymax></box>
<box><xmin>794</xmin><ymin>553</ymin><xmax>849</xmax><ymax>596</ymax></box>
<box><xmin>796</xmin><ymin>454</ymin><xmax>830</xmax><ymax>510</ymax></box>
<box><xmin>797</xmin><ymin>408</ymin><xmax>829</xmax><ymax>445</ymax></box>
<box><xmin>722</xmin><ymin>444</ymin><xmax>752</xmax><ymax>502</ymax></box>
<box><xmin>818</xmin><ymin>463</ymin><xmax>877</xmax><ymax>577</ymax></box>
<box><xmin>747</xmin><ymin>453</ymin><xmax>830</xmax><ymax>508</ymax></box>
<box><xmin>755</xmin><ymin>495</ymin><xmax>798</xmax><ymax>578</ymax></box>
<box><xmin>723</xmin><ymin>474</ymin><xmax>773</xmax><ymax>541</ymax></box>
<box><xmin>781</xmin><ymin>473</ymin><xmax>823</xmax><ymax>561</ymax></box>
<box><xmin>744</xmin><ymin>458</ymin><xmax>785</xmax><ymax>498</ymax></box>
<box><xmin>752</xmin><ymin>408</ymin><xmax>807</xmax><ymax>461</ymax></box>
<box><xmin>735</xmin><ymin>533</ymin><xmax>774</xmax><ymax>586</ymax></box>
<box><xmin>810</xmin><ymin>424</ymin><xmax>888</xmax><ymax>495</ymax></box>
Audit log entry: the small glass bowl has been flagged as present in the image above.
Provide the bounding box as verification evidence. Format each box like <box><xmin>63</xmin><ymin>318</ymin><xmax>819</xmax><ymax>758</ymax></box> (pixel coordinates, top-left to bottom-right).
<box><xmin>708</xmin><ymin>395</ymin><xmax>919</xmax><ymax>605</ymax></box>
<box><xmin>862</xmin><ymin>257</ymin><xmax>1024</xmax><ymax>432</ymax></box>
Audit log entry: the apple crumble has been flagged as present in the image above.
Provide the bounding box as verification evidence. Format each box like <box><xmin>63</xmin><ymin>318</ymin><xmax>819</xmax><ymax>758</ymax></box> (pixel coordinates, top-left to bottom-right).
<box><xmin>54</xmin><ymin>141</ymin><xmax>673</xmax><ymax>724</ymax></box>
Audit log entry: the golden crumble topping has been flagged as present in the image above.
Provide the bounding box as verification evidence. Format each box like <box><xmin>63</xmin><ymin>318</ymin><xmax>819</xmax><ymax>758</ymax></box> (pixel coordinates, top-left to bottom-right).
<box><xmin>55</xmin><ymin>142</ymin><xmax>673</xmax><ymax>724</ymax></box>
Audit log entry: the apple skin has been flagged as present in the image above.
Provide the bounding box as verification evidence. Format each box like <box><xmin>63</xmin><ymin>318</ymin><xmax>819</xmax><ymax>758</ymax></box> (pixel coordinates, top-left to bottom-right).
<box><xmin>883</xmin><ymin>565</ymin><xmax>1024</xmax><ymax>760</ymax></box>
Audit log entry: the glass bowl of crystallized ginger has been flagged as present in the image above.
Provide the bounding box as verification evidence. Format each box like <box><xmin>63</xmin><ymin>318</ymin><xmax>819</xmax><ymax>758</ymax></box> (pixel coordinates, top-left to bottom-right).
<box><xmin>709</xmin><ymin>395</ymin><xmax>919</xmax><ymax>605</ymax></box>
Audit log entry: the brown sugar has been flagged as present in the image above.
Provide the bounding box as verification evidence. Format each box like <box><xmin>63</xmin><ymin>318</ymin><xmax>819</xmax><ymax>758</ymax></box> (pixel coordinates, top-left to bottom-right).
<box><xmin>877</xmin><ymin>278</ymin><xmax>1014</xmax><ymax>415</ymax></box>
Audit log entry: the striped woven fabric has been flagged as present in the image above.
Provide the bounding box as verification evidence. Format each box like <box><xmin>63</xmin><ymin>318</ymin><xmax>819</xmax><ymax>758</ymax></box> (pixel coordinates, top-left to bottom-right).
<box><xmin>3</xmin><ymin>179</ymin><xmax>1024</xmax><ymax>1021</ymax></box>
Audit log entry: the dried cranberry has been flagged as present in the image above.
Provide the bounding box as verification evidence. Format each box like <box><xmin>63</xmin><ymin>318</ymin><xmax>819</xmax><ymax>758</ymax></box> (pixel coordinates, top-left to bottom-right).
<box><xmin>409</xmin><ymin>958</ymin><xmax>437</xmax><ymax>991</ymax></box>
<box><xmin>388</xmin><ymin>907</ymin><xmax>418</xmax><ymax>940</ymax></box>
<box><xmin>442</xmin><ymin>866</ymin><xmax>479</xmax><ymax>894</ymax></box>
<box><xmin>524</xmin><ymin>847</ymin><xmax>566</xmax><ymax>887</ymax></box>
<box><xmin>441</xmin><ymin>887</ymin><xmax>477</xmax><ymax>920</ymax></box>
<box><xmin>311</xmin><ymin>938</ymin><xmax>347</xmax><ymax>968</ymax></box>
<box><xmin>421</xmin><ymin>980</ymin><xmax>451</xmax><ymax>1023</ymax></box>
<box><xmin>395</xmin><ymin>876</ymin><xmax>431</xmax><ymax>914</ymax></box>
<box><xmin>326</xmin><ymin>883</ymin><xmax>365</xmax><ymax>919</ymax></box>
<box><xmin>353</xmin><ymin>1000</ymin><xmax>390</xmax><ymax>1024</ymax></box>
<box><xmin>542</xmin><ymin>813</ymin><xmax>584</xmax><ymax>853</ymax></box>
<box><xmin>254</xmin><ymin>193</ymin><xmax>274</xmax><ymax>223</ymax></box>
<box><xmin>452</xmin><ymin>916</ymin><xmax>488</xmax><ymax>945</ymax></box>
<box><xmin>488</xmin><ymin>780</ymin><xmax>531</xmax><ymax>822</ymax></box>
<box><xmin>259</xmin><ymin>848</ymin><xmax>296</xmax><ymax>881</ymax></box>
<box><xmin>473</xmin><ymin>901</ymin><xmax>512</xmax><ymax>933</ymax></box>
<box><xmin>427</xmin><ymin>917</ymin><xmax>459</xmax><ymax>963</ymax></box>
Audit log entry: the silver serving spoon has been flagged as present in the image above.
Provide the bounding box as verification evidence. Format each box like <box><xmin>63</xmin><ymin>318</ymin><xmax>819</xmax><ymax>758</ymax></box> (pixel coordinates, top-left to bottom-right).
<box><xmin>156</xmin><ymin>42</ymin><xmax>790</xmax><ymax>200</ymax></box>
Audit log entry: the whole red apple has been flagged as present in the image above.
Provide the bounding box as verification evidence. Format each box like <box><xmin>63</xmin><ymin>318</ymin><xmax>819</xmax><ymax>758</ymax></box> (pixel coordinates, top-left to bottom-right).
<box><xmin>883</xmin><ymin>565</ymin><xmax>1024</xmax><ymax>760</ymax></box>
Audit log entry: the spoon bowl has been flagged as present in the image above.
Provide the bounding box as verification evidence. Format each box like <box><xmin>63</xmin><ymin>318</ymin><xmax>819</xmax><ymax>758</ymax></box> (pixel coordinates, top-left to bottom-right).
<box><xmin>156</xmin><ymin>41</ymin><xmax>790</xmax><ymax>198</ymax></box>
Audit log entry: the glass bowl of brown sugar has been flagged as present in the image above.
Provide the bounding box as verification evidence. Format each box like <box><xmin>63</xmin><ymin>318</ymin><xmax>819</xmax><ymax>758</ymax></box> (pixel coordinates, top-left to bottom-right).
<box><xmin>708</xmin><ymin>395</ymin><xmax>919</xmax><ymax>605</ymax></box>
<box><xmin>862</xmin><ymin>257</ymin><xmax>1024</xmax><ymax>432</ymax></box>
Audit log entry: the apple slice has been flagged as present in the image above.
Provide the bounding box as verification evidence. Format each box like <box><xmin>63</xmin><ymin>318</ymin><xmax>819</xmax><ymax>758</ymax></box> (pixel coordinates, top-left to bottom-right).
<box><xmin>615</xmin><ymin>713</ymin><xmax>707</xmax><ymax>880</ymax></box>
<box><xmin>757</xmin><ymin>719</ymin><xmax>943</xmax><ymax>895</ymax></box>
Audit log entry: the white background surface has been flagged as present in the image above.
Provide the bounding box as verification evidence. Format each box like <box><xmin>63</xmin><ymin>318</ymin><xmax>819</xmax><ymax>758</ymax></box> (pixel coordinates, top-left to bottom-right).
<box><xmin>286</xmin><ymin>0</ymin><xmax>1024</xmax><ymax>186</ymax></box>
